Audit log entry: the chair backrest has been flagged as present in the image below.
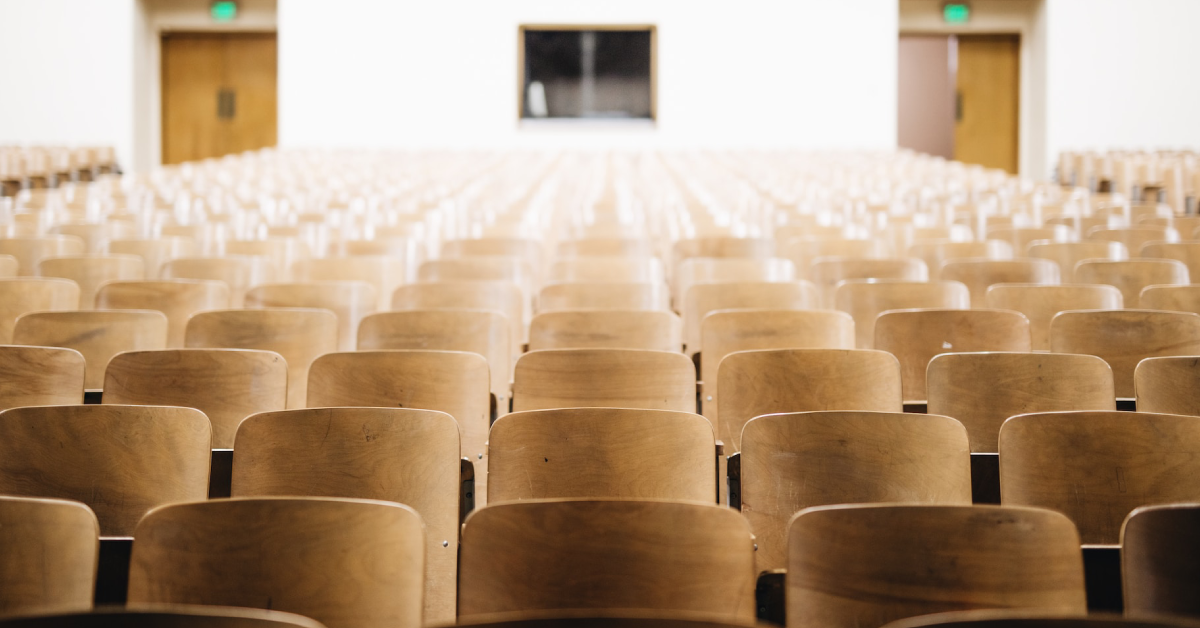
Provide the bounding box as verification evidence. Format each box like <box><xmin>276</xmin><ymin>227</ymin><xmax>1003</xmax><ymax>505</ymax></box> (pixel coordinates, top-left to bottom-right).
<box><xmin>0</xmin><ymin>496</ymin><xmax>98</xmax><ymax>618</ymax></box>
<box><xmin>741</xmin><ymin>411</ymin><xmax>971</xmax><ymax>572</ymax></box>
<box><xmin>1138</xmin><ymin>284</ymin><xmax>1200</xmax><ymax>316</ymax></box>
<box><xmin>0</xmin><ymin>607</ymin><xmax>329</xmax><ymax>628</ymax></box>
<box><xmin>683</xmin><ymin>281</ymin><xmax>819</xmax><ymax>354</ymax></box>
<box><xmin>12</xmin><ymin>310</ymin><xmax>168</xmax><ymax>389</ymax></box>
<box><xmin>717</xmin><ymin>349</ymin><xmax>902</xmax><ymax>451</ymax></box>
<box><xmin>1139</xmin><ymin>241</ymin><xmax>1200</xmax><ymax>281</ymax></box>
<box><xmin>548</xmin><ymin>258</ymin><xmax>664</xmax><ymax>284</ymax></box>
<box><xmin>185</xmin><ymin>308</ymin><xmax>337</xmax><ymax>410</ymax></box>
<box><xmin>0</xmin><ymin>254</ymin><xmax>16</xmax><ymax>277</ymax></box>
<box><xmin>104</xmin><ymin>349</ymin><xmax>287</xmax><ymax>449</ymax></box>
<box><xmin>538</xmin><ymin>282</ymin><xmax>668</xmax><ymax>313</ymax></box>
<box><xmin>358</xmin><ymin>309</ymin><xmax>511</xmax><ymax>408</ymax></box>
<box><xmin>96</xmin><ymin>279</ymin><xmax>231</xmax><ymax>348</ymax></box>
<box><xmin>1087</xmin><ymin>226</ymin><xmax>1179</xmax><ymax>252</ymax></box>
<box><xmin>127</xmin><ymin>498</ymin><xmax>424</xmax><ymax>628</ymax></box>
<box><xmin>788</xmin><ymin>504</ymin><xmax>1087</xmax><ymax>628</ymax></box>
<box><xmin>162</xmin><ymin>256</ymin><xmax>276</xmax><ymax>308</ymax></box>
<box><xmin>418</xmin><ymin>258</ymin><xmax>533</xmax><ymax>297</ymax></box>
<box><xmin>226</xmin><ymin>238</ymin><xmax>311</xmax><ymax>282</ymax></box>
<box><xmin>442</xmin><ymin>237</ymin><xmax>543</xmax><ymax>270</ymax></box>
<box><xmin>513</xmin><ymin>349</ymin><xmax>695</xmax><ymax>413</ymax></box>
<box><xmin>988</xmin><ymin>226</ymin><xmax>1071</xmax><ymax>252</ymax></box>
<box><xmin>0</xmin><ymin>278</ymin><xmax>80</xmax><ymax>343</ymax></box>
<box><xmin>291</xmin><ymin>257</ymin><xmax>403</xmax><ymax>311</ymax></box>
<box><xmin>928</xmin><ymin>352</ymin><xmax>1115</xmax><ymax>453</ymax></box>
<box><xmin>999</xmin><ymin>410</ymin><xmax>1200</xmax><ymax>544</ymax></box>
<box><xmin>306</xmin><ymin>350</ymin><xmax>490</xmax><ymax>500</ymax></box>
<box><xmin>809</xmin><ymin>258</ymin><xmax>929</xmax><ymax>307</ymax></box>
<box><xmin>245</xmin><ymin>282</ymin><xmax>375</xmax><ymax>352</ymax></box>
<box><xmin>672</xmin><ymin>237</ymin><xmax>774</xmax><ymax>267</ymax></box>
<box><xmin>874</xmin><ymin>309</ymin><xmax>1031</xmax><ymax>403</ymax></box>
<box><xmin>489</xmin><ymin>408</ymin><xmax>715</xmax><ymax>504</ymax></box>
<box><xmin>939</xmin><ymin>259</ymin><xmax>1061</xmax><ymax>308</ymax></box>
<box><xmin>985</xmin><ymin>284</ymin><xmax>1123</xmax><ymax>350</ymax></box>
<box><xmin>0</xmin><ymin>404</ymin><xmax>211</xmax><ymax>535</ymax></box>
<box><xmin>109</xmin><ymin>238</ymin><xmax>197</xmax><ymax>278</ymax></box>
<box><xmin>38</xmin><ymin>255</ymin><xmax>144</xmax><ymax>309</ymax></box>
<box><xmin>908</xmin><ymin>240</ymin><xmax>1014</xmax><ymax>280</ymax></box>
<box><xmin>1122</xmin><ymin>503</ymin><xmax>1200</xmax><ymax>619</ymax></box>
<box><xmin>1050</xmin><ymin>310</ymin><xmax>1200</xmax><ymax>397</ymax></box>
<box><xmin>1028</xmin><ymin>241</ymin><xmax>1128</xmax><ymax>281</ymax></box>
<box><xmin>556</xmin><ymin>237</ymin><xmax>656</xmax><ymax>258</ymax></box>
<box><xmin>1135</xmin><ymin>356</ymin><xmax>1200</xmax><ymax>416</ymax></box>
<box><xmin>529</xmin><ymin>310</ymin><xmax>681</xmax><ymax>352</ymax></box>
<box><xmin>0</xmin><ymin>235</ymin><xmax>86</xmax><ymax>275</ymax></box>
<box><xmin>1075</xmin><ymin>259</ymin><xmax>1189</xmax><ymax>306</ymax></box>
<box><xmin>674</xmin><ymin>258</ymin><xmax>795</xmax><ymax>308</ymax></box>
<box><xmin>232</xmin><ymin>407</ymin><xmax>460</xmax><ymax>623</ymax></box>
<box><xmin>458</xmin><ymin>499</ymin><xmax>756</xmax><ymax>620</ymax></box>
<box><xmin>393</xmin><ymin>281</ymin><xmax>525</xmax><ymax>351</ymax></box>
<box><xmin>834</xmin><ymin>280</ymin><xmax>969</xmax><ymax>349</ymax></box>
<box><xmin>0</xmin><ymin>345</ymin><xmax>85</xmax><ymax>411</ymax></box>
<box><xmin>778</xmin><ymin>238</ymin><xmax>883</xmax><ymax>279</ymax></box>
<box><xmin>699</xmin><ymin>309</ymin><xmax>854</xmax><ymax>423</ymax></box>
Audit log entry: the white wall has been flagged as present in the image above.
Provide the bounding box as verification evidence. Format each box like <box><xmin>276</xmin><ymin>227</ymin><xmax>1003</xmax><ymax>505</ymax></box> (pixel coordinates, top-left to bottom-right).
<box><xmin>0</xmin><ymin>0</ymin><xmax>137</xmax><ymax>168</ymax></box>
<box><xmin>1045</xmin><ymin>0</ymin><xmax>1200</xmax><ymax>168</ymax></box>
<box><xmin>278</xmin><ymin>0</ymin><xmax>899</xmax><ymax>150</ymax></box>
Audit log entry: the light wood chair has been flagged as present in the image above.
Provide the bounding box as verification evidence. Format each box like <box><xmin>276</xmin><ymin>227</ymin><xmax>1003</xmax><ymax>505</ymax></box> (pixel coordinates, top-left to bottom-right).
<box><xmin>127</xmin><ymin>498</ymin><xmax>424</xmax><ymax>628</ymax></box>
<box><xmin>529</xmin><ymin>310</ymin><xmax>681</xmax><ymax>352</ymax></box>
<box><xmin>1122</xmin><ymin>503</ymin><xmax>1200</xmax><ymax>619</ymax></box>
<box><xmin>809</xmin><ymin>258</ymin><xmax>929</xmax><ymax>307</ymax></box>
<box><xmin>48</xmin><ymin>222</ymin><xmax>136</xmax><ymax>257</ymax></box>
<box><xmin>13</xmin><ymin>310</ymin><xmax>168</xmax><ymax>390</ymax></box>
<box><xmin>683</xmin><ymin>281</ymin><xmax>819</xmax><ymax>355</ymax></box>
<box><xmin>548</xmin><ymin>258</ymin><xmax>664</xmax><ymax>284</ymax></box>
<box><xmin>246</xmin><ymin>282</ymin><xmax>376</xmax><ymax>352</ymax></box>
<box><xmin>232</xmin><ymin>407</ymin><xmax>460</xmax><ymax>623</ymax></box>
<box><xmin>1028</xmin><ymin>241</ymin><xmax>1128</xmax><ymax>281</ymax></box>
<box><xmin>306</xmin><ymin>350</ymin><xmax>490</xmax><ymax>501</ymax></box>
<box><xmin>556</xmin><ymin>237</ymin><xmax>656</xmax><ymax>258</ymax></box>
<box><xmin>674</xmin><ymin>258</ymin><xmax>795</xmax><ymax>309</ymax></box>
<box><xmin>1000</xmin><ymin>410</ymin><xmax>1200</xmax><ymax>544</ymax></box>
<box><xmin>109</xmin><ymin>238</ymin><xmax>197</xmax><ymax>278</ymax></box>
<box><xmin>1050</xmin><ymin>310</ymin><xmax>1200</xmax><ymax>398</ymax></box>
<box><xmin>908</xmin><ymin>240</ymin><xmax>1014</xmax><ymax>280</ymax></box>
<box><xmin>717</xmin><ymin>349</ymin><xmax>902</xmax><ymax>451</ymax></box>
<box><xmin>1075</xmin><ymin>259</ymin><xmax>1189</xmax><ymax>306</ymax></box>
<box><xmin>928</xmin><ymin>352</ymin><xmax>1115</xmax><ymax>452</ymax></box>
<box><xmin>513</xmin><ymin>348</ymin><xmax>695</xmax><ymax>413</ymax></box>
<box><xmin>0</xmin><ymin>607</ymin><xmax>329</xmax><ymax>628</ymax></box>
<box><xmin>95</xmin><ymin>279</ymin><xmax>231</xmax><ymax>348</ymax></box>
<box><xmin>988</xmin><ymin>226</ymin><xmax>1072</xmax><ymax>253</ymax></box>
<box><xmin>104</xmin><ymin>349</ymin><xmax>287</xmax><ymax>449</ymax></box>
<box><xmin>458</xmin><ymin>499</ymin><xmax>756</xmax><ymax>620</ymax></box>
<box><xmin>1134</xmin><ymin>356</ymin><xmax>1200</xmax><ymax>417</ymax></box>
<box><xmin>0</xmin><ymin>404</ymin><xmax>210</xmax><ymax>535</ymax></box>
<box><xmin>38</xmin><ymin>255</ymin><xmax>144</xmax><ymax>310</ymax></box>
<box><xmin>0</xmin><ymin>278</ymin><xmax>80</xmax><ymax>343</ymax></box>
<box><xmin>1088</xmin><ymin>226</ymin><xmax>1179</xmax><ymax>252</ymax></box>
<box><xmin>538</xmin><ymin>282</ymin><xmax>668</xmax><ymax>313</ymax></box>
<box><xmin>186</xmin><ymin>309</ymin><xmax>337</xmax><ymax>409</ymax></box>
<box><xmin>358</xmin><ymin>309</ymin><xmax>511</xmax><ymax>413</ymax></box>
<box><xmin>874</xmin><ymin>309</ymin><xmax>1031</xmax><ymax>403</ymax></box>
<box><xmin>1139</xmin><ymin>284</ymin><xmax>1200</xmax><ymax>314</ymax></box>
<box><xmin>226</xmin><ymin>238</ymin><xmax>311</xmax><ymax>282</ymax></box>
<box><xmin>788</xmin><ymin>504</ymin><xmax>1087</xmax><ymax>628</ymax></box>
<box><xmin>162</xmin><ymin>257</ymin><xmax>275</xmax><ymax>308</ymax></box>
<box><xmin>0</xmin><ymin>254</ymin><xmax>16</xmax><ymax>278</ymax></box>
<box><xmin>881</xmin><ymin>611</ymin><xmax>1200</xmax><ymax>628</ymax></box>
<box><xmin>940</xmin><ymin>259</ymin><xmax>1061</xmax><ymax>308</ymax></box>
<box><xmin>778</xmin><ymin>238</ymin><xmax>884</xmax><ymax>280</ymax></box>
<box><xmin>672</xmin><ymin>237</ymin><xmax>774</xmax><ymax>267</ymax></box>
<box><xmin>0</xmin><ymin>345</ymin><xmax>85</xmax><ymax>411</ymax></box>
<box><xmin>291</xmin><ymin>257</ymin><xmax>403</xmax><ymax>311</ymax></box>
<box><xmin>419</xmin><ymin>258</ymin><xmax>534</xmax><ymax>302</ymax></box>
<box><xmin>0</xmin><ymin>235</ymin><xmax>85</xmax><ymax>275</ymax></box>
<box><xmin>1139</xmin><ymin>241</ymin><xmax>1200</xmax><ymax>281</ymax></box>
<box><xmin>741</xmin><ymin>411</ymin><xmax>971</xmax><ymax>572</ymax></box>
<box><xmin>834</xmin><ymin>279</ymin><xmax>970</xmax><ymax>349</ymax></box>
<box><xmin>442</xmin><ymin>237</ymin><xmax>543</xmax><ymax>272</ymax></box>
<box><xmin>699</xmin><ymin>309</ymin><xmax>854</xmax><ymax>423</ymax></box>
<box><xmin>985</xmin><ymin>284</ymin><xmax>1124</xmax><ymax>350</ymax></box>
<box><xmin>393</xmin><ymin>281</ymin><xmax>525</xmax><ymax>353</ymax></box>
<box><xmin>488</xmin><ymin>408</ymin><xmax>715</xmax><ymax>504</ymax></box>
<box><xmin>0</xmin><ymin>496</ymin><xmax>98</xmax><ymax>618</ymax></box>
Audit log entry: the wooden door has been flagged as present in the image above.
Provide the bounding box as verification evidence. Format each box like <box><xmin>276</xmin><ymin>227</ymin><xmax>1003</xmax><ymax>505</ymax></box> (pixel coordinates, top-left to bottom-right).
<box><xmin>161</xmin><ymin>33</ymin><xmax>277</xmax><ymax>165</ymax></box>
<box><xmin>954</xmin><ymin>35</ymin><xmax>1019</xmax><ymax>174</ymax></box>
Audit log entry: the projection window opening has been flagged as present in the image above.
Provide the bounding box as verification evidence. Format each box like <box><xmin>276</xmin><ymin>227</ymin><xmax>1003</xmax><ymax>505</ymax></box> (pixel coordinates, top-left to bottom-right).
<box><xmin>520</xmin><ymin>27</ymin><xmax>656</xmax><ymax>120</ymax></box>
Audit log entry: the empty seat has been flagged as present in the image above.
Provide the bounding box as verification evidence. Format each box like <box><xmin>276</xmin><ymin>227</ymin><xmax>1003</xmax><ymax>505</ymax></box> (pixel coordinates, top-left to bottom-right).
<box><xmin>162</xmin><ymin>257</ymin><xmax>275</xmax><ymax>308</ymax></box>
<box><xmin>556</xmin><ymin>237</ymin><xmax>656</xmax><ymax>258</ymax></box>
<box><xmin>1139</xmin><ymin>284</ymin><xmax>1200</xmax><ymax>314</ymax></box>
<box><xmin>96</xmin><ymin>279</ymin><xmax>231</xmax><ymax>348</ymax></box>
<box><xmin>0</xmin><ymin>235</ymin><xmax>85</xmax><ymax>275</ymax></box>
<box><xmin>246</xmin><ymin>282</ymin><xmax>376</xmax><ymax>352</ymax></box>
<box><xmin>109</xmin><ymin>238</ymin><xmax>197</xmax><ymax>278</ymax></box>
<box><xmin>999</xmin><ymin>410</ymin><xmax>1200</xmax><ymax>544</ymax></box>
<box><xmin>529</xmin><ymin>310</ymin><xmax>681</xmax><ymax>352</ymax></box>
<box><xmin>809</xmin><ymin>257</ymin><xmax>929</xmax><ymax>307</ymax></box>
<box><xmin>0</xmin><ymin>278</ymin><xmax>80</xmax><ymax>343</ymax></box>
<box><xmin>37</xmin><ymin>255</ymin><xmax>144</xmax><ymax>310</ymax></box>
<box><xmin>549</xmin><ymin>258</ymin><xmax>664</xmax><ymax>284</ymax></box>
<box><xmin>834</xmin><ymin>280</ymin><xmax>969</xmax><ymax>349</ymax></box>
<box><xmin>717</xmin><ymin>349</ymin><xmax>902</xmax><ymax>451</ymax></box>
<box><xmin>419</xmin><ymin>258</ymin><xmax>534</xmax><ymax>299</ymax></box>
<box><xmin>908</xmin><ymin>240</ymin><xmax>1014</xmax><ymax>280</ymax></box>
<box><xmin>778</xmin><ymin>238</ymin><xmax>884</xmax><ymax>279</ymax></box>
<box><xmin>489</xmin><ymin>408</ymin><xmax>715</xmax><ymax>503</ymax></box>
<box><xmin>226</xmin><ymin>238</ymin><xmax>311</xmax><ymax>282</ymax></box>
<box><xmin>1075</xmin><ymin>259</ymin><xmax>1189</xmax><ymax>306</ymax></box>
<box><xmin>291</xmin><ymin>257</ymin><xmax>403</xmax><ymax>311</ymax></box>
<box><xmin>0</xmin><ymin>496</ymin><xmax>98</xmax><ymax>618</ymax></box>
<box><xmin>1050</xmin><ymin>310</ymin><xmax>1200</xmax><ymax>398</ymax></box>
<box><xmin>940</xmin><ymin>259</ymin><xmax>1060</xmax><ymax>308</ymax></box>
<box><xmin>1135</xmin><ymin>356</ymin><xmax>1200</xmax><ymax>416</ymax></box>
<box><xmin>874</xmin><ymin>309</ymin><xmax>1031</xmax><ymax>403</ymax></box>
<box><xmin>928</xmin><ymin>353</ymin><xmax>1115</xmax><ymax>452</ymax></box>
<box><xmin>0</xmin><ymin>404</ymin><xmax>210</xmax><ymax>535</ymax></box>
<box><xmin>985</xmin><ymin>284</ymin><xmax>1123</xmax><ymax>350</ymax></box>
<box><xmin>0</xmin><ymin>254</ymin><xmax>16</xmax><ymax>277</ymax></box>
<box><xmin>0</xmin><ymin>345</ymin><xmax>85</xmax><ymax>411</ymax></box>
<box><xmin>1139</xmin><ymin>241</ymin><xmax>1200</xmax><ymax>280</ymax></box>
<box><xmin>186</xmin><ymin>309</ymin><xmax>336</xmax><ymax>409</ymax></box>
<box><xmin>13</xmin><ymin>310</ymin><xmax>168</xmax><ymax>389</ymax></box>
<box><xmin>232</xmin><ymin>407</ymin><xmax>460</xmax><ymax>622</ymax></box>
<box><xmin>1122</xmin><ymin>503</ymin><xmax>1200</xmax><ymax>619</ymax></box>
<box><xmin>538</xmin><ymin>282</ymin><xmax>668</xmax><ymax>313</ymax></box>
<box><xmin>442</xmin><ymin>237</ymin><xmax>543</xmax><ymax>271</ymax></box>
<box><xmin>741</xmin><ymin>411</ymin><xmax>971</xmax><ymax>571</ymax></box>
<box><xmin>393</xmin><ymin>281</ymin><xmax>525</xmax><ymax>352</ymax></box>
<box><xmin>788</xmin><ymin>504</ymin><xmax>1086</xmax><ymax>628</ymax></box>
<box><xmin>459</xmin><ymin>499</ymin><xmax>755</xmax><ymax>619</ymax></box>
<box><xmin>1028</xmin><ymin>241</ymin><xmax>1128</xmax><ymax>281</ymax></box>
<box><xmin>672</xmin><ymin>236</ymin><xmax>774</xmax><ymax>267</ymax></box>
<box><xmin>127</xmin><ymin>498</ymin><xmax>424</xmax><ymax>628</ymax></box>
<box><xmin>513</xmin><ymin>348</ymin><xmax>695</xmax><ymax>413</ymax></box>
<box><xmin>104</xmin><ymin>349</ymin><xmax>287</xmax><ymax>449</ymax></box>
<box><xmin>1087</xmin><ymin>226</ymin><xmax>1179</xmax><ymax>251</ymax></box>
<box><xmin>683</xmin><ymin>281</ymin><xmax>819</xmax><ymax>355</ymax></box>
<box><xmin>674</xmin><ymin>257</ymin><xmax>795</xmax><ymax>308</ymax></box>
<box><xmin>988</xmin><ymin>226</ymin><xmax>1072</xmax><ymax>252</ymax></box>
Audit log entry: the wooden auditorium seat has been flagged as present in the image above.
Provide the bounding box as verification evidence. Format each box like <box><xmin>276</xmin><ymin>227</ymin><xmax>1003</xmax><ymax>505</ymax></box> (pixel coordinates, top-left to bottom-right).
<box><xmin>12</xmin><ymin>310</ymin><xmax>168</xmax><ymax>389</ymax></box>
<box><xmin>1050</xmin><ymin>310</ymin><xmax>1200</xmax><ymax>398</ymax></box>
<box><xmin>538</xmin><ymin>282</ymin><xmax>668</xmax><ymax>313</ymax></box>
<box><xmin>512</xmin><ymin>348</ymin><xmax>695</xmax><ymax>413</ymax></box>
<box><xmin>529</xmin><ymin>310</ymin><xmax>681</xmax><ymax>351</ymax></box>
<box><xmin>834</xmin><ymin>280</ymin><xmax>970</xmax><ymax>349</ymax></box>
<box><xmin>0</xmin><ymin>345</ymin><xmax>85</xmax><ymax>411</ymax></box>
<box><xmin>809</xmin><ymin>257</ymin><xmax>929</xmax><ymax>307</ymax></box>
<box><xmin>96</xmin><ymin>279</ymin><xmax>231</xmax><ymax>348</ymax></box>
<box><xmin>37</xmin><ymin>255</ymin><xmax>144</xmax><ymax>309</ymax></box>
<box><xmin>985</xmin><ymin>284</ymin><xmax>1123</xmax><ymax>350</ymax></box>
<box><xmin>1121</xmin><ymin>503</ymin><xmax>1200</xmax><ymax>619</ymax></box>
<box><xmin>908</xmin><ymin>240</ymin><xmax>1014</xmax><ymax>280</ymax></box>
<box><xmin>1074</xmin><ymin>259</ymin><xmax>1189</xmax><ymax>306</ymax></box>
<box><xmin>1134</xmin><ymin>356</ymin><xmax>1200</xmax><ymax>416</ymax></box>
<box><xmin>0</xmin><ymin>496</ymin><xmax>98</xmax><ymax>618</ymax></box>
<box><xmin>939</xmin><ymin>259</ymin><xmax>1060</xmax><ymax>308</ymax></box>
<box><xmin>245</xmin><ymin>282</ymin><xmax>376</xmax><ymax>352</ymax></box>
<box><xmin>1027</xmin><ymin>241</ymin><xmax>1128</xmax><ymax>281</ymax></box>
<box><xmin>162</xmin><ymin>257</ymin><xmax>275</xmax><ymax>308</ymax></box>
<box><xmin>1139</xmin><ymin>241</ymin><xmax>1200</xmax><ymax>279</ymax></box>
<box><xmin>548</xmin><ymin>257</ymin><xmax>664</xmax><ymax>283</ymax></box>
<box><xmin>683</xmin><ymin>281</ymin><xmax>819</xmax><ymax>355</ymax></box>
<box><xmin>0</xmin><ymin>235</ymin><xmax>85</xmax><ymax>276</ymax></box>
<box><xmin>109</xmin><ymin>238</ymin><xmax>198</xmax><ymax>278</ymax></box>
<box><xmin>393</xmin><ymin>281</ymin><xmax>525</xmax><ymax>352</ymax></box>
<box><xmin>674</xmin><ymin>257</ymin><xmax>795</xmax><ymax>307</ymax></box>
<box><xmin>0</xmin><ymin>278</ymin><xmax>80</xmax><ymax>343</ymax></box>
<box><xmin>291</xmin><ymin>257</ymin><xmax>403</xmax><ymax>311</ymax></box>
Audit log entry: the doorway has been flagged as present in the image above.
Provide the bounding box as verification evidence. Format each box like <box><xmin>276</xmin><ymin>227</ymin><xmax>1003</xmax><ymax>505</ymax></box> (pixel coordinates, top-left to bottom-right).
<box><xmin>897</xmin><ymin>33</ymin><xmax>1020</xmax><ymax>174</ymax></box>
<box><xmin>161</xmin><ymin>32</ymin><xmax>277</xmax><ymax>165</ymax></box>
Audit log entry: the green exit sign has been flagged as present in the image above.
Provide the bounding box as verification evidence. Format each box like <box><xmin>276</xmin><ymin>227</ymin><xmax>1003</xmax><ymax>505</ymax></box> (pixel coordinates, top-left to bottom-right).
<box><xmin>943</xmin><ymin>3</ymin><xmax>971</xmax><ymax>23</ymax></box>
<box><xmin>211</xmin><ymin>1</ymin><xmax>237</xmax><ymax>22</ymax></box>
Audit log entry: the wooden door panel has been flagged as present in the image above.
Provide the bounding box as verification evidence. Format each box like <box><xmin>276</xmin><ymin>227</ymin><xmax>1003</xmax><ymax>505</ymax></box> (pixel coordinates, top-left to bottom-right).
<box><xmin>224</xmin><ymin>35</ymin><xmax>278</xmax><ymax>155</ymax></box>
<box><xmin>954</xmin><ymin>35</ymin><xmax>1019</xmax><ymax>174</ymax></box>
